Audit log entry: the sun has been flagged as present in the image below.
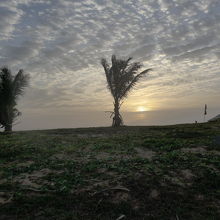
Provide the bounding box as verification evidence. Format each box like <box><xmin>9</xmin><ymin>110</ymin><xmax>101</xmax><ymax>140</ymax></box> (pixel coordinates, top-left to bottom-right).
<box><xmin>136</xmin><ymin>106</ymin><xmax>148</xmax><ymax>112</ymax></box>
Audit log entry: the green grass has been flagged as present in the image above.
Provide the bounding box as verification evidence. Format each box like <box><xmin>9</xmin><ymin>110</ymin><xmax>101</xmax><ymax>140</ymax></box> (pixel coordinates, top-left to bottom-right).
<box><xmin>0</xmin><ymin>122</ymin><xmax>220</xmax><ymax>219</ymax></box>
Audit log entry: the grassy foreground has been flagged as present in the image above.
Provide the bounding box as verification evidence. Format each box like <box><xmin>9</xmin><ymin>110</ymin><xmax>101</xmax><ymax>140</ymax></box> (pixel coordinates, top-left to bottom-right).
<box><xmin>0</xmin><ymin>123</ymin><xmax>220</xmax><ymax>219</ymax></box>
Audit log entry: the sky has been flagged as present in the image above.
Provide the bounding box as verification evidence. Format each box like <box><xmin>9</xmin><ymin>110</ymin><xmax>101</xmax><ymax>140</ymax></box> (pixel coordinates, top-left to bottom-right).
<box><xmin>0</xmin><ymin>0</ymin><xmax>220</xmax><ymax>130</ymax></box>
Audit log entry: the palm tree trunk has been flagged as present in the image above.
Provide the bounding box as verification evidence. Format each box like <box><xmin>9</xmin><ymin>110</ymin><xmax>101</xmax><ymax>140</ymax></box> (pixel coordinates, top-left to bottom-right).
<box><xmin>4</xmin><ymin>124</ymin><xmax>12</xmax><ymax>132</ymax></box>
<box><xmin>112</xmin><ymin>100</ymin><xmax>122</xmax><ymax>127</ymax></box>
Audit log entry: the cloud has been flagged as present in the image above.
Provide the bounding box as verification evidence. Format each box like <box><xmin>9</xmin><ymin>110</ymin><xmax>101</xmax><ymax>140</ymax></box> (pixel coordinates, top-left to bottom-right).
<box><xmin>0</xmin><ymin>0</ymin><xmax>220</xmax><ymax>130</ymax></box>
<box><xmin>1</xmin><ymin>40</ymin><xmax>41</xmax><ymax>65</ymax></box>
<box><xmin>0</xmin><ymin>6</ymin><xmax>23</xmax><ymax>39</ymax></box>
<box><xmin>172</xmin><ymin>46</ymin><xmax>216</xmax><ymax>62</ymax></box>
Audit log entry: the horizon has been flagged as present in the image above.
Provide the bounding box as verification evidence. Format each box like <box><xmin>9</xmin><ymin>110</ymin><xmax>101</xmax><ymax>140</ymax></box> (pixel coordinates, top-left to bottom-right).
<box><xmin>0</xmin><ymin>0</ymin><xmax>220</xmax><ymax>130</ymax></box>
<box><xmin>13</xmin><ymin>107</ymin><xmax>220</xmax><ymax>131</ymax></box>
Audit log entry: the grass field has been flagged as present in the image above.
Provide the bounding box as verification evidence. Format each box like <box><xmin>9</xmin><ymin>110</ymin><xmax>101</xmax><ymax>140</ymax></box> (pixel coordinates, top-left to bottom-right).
<box><xmin>0</xmin><ymin>122</ymin><xmax>220</xmax><ymax>219</ymax></box>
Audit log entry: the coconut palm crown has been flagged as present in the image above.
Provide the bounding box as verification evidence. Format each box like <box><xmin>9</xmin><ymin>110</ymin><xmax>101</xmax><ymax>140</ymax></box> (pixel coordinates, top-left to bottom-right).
<box><xmin>0</xmin><ymin>67</ymin><xmax>29</xmax><ymax>132</ymax></box>
<box><xmin>101</xmin><ymin>55</ymin><xmax>152</xmax><ymax>127</ymax></box>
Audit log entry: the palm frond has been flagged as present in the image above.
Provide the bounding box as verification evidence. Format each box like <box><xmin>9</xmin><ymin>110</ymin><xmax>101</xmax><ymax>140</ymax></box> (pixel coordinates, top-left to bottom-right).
<box><xmin>12</xmin><ymin>69</ymin><xmax>30</xmax><ymax>99</ymax></box>
<box><xmin>120</xmin><ymin>68</ymin><xmax>152</xmax><ymax>99</ymax></box>
<box><xmin>0</xmin><ymin>67</ymin><xmax>14</xmax><ymax>106</ymax></box>
<box><xmin>101</xmin><ymin>58</ymin><xmax>115</xmax><ymax>97</ymax></box>
<box><xmin>126</xmin><ymin>62</ymin><xmax>143</xmax><ymax>75</ymax></box>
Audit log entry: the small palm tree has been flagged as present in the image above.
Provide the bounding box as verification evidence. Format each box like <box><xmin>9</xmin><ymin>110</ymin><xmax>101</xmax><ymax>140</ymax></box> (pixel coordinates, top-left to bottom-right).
<box><xmin>101</xmin><ymin>55</ymin><xmax>152</xmax><ymax>127</ymax></box>
<box><xmin>0</xmin><ymin>67</ymin><xmax>29</xmax><ymax>132</ymax></box>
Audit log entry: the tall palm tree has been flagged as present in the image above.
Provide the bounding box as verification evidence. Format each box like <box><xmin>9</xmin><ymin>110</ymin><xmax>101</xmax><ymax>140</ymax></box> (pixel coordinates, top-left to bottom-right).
<box><xmin>101</xmin><ymin>55</ymin><xmax>152</xmax><ymax>127</ymax></box>
<box><xmin>0</xmin><ymin>67</ymin><xmax>29</xmax><ymax>132</ymax></box>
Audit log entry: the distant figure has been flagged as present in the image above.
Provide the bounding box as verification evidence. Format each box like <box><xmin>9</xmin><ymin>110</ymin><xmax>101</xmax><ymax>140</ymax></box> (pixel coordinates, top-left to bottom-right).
<box><xmin>204</xmin><ymin>104</ymin><xmax>207</xmax><ymax>122</ymax></box>
<box><xmin>195</xmin><ymin>120</ymin><xmax>197</xmax><ymax>124</ymax></box>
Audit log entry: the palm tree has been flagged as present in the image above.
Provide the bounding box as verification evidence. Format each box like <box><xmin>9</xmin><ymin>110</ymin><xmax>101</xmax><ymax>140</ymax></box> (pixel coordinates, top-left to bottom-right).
<box><xmin>101</xmin><ymin>55</ymin><xmax>152</xmax><ymax>127</ymax></box>
<box><xmin>0</xmin><ymin>67</ymin><xmax>29</xmax><ymax>132</ymax></box>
